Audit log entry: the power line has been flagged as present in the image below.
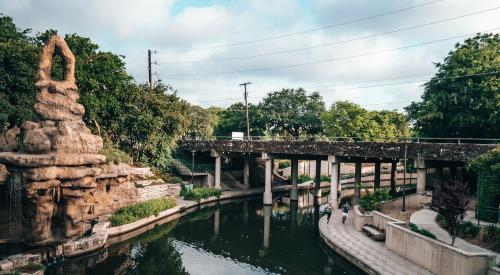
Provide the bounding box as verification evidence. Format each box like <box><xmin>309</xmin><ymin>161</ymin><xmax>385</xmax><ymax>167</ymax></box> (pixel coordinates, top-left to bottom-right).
<box><xmin>194</xmin><ymin>71</ymin><xmax>500</xmax><ymax>104</ymax></box>
<box><xmin>159</xmin><ymin>28</ymin><xmax>500</xmax><ymax>78</ymax></box>
<box><xmin>156</xmin><ymin>0</ymin><xmax>444</xmax><ymax>53</ymax></box>
<box><xmin>156</xmin><ymin>6</ymin><xmax>500</xmax><ymax>65</ymax></box>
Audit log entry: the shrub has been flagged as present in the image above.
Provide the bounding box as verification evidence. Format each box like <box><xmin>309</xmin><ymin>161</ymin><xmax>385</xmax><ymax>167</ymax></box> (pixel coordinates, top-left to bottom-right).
<box><xmin>278</xmin><ymin>160</ymin><xmax>291</xmax><ymax>169</ymax></box>
<box><xmin>101</xmin><ymin>139</ymin><xmax>133</xmax><ymax>165</ymax></box>
<box><xmin>298</xmin><ymin>174</ymin><xmax>312</xmax><ymax>183</ymax></box>
<box><xmin>359</xmin><ymin>188</ymin><xmax>391</xmax><ymax>212</ymax></box>
<box><xmin>458</xmin><ymin>221</ymin><xmax>480</xmax><ymax>239</ymax></box>
<box><xmin>183</xmin><ymin>187</ymin><xmax>222</xmax><ymax>202</ymax></box>
<box><xmin>169</xmin><ymin>176</ymin><xmax>183</xmax><ymax>184</ymax></box>
<box><xmin>320</xmin><ymin>175</ymin><xmax>331</xmax><ymax>182</ymax></box>
<box><xmin>409</xmin><ymin>223</ymin><xmax>437</xmax><ymax>239</ymax></box>
<box><xmin>470</xmin><ymin>148</ymin><xmax>500</xmax><ymax>223</ymax></box>
<box><xmin>110</xmin><ymin>197</ymin><xmax>176</xmax><ymax>226</ymax></box>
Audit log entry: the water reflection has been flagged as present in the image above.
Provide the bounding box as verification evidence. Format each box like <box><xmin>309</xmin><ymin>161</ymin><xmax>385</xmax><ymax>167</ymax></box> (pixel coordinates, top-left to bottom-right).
<box><xmin>47</xmin><ymin>192</ymin><xmax>365</xmax><ymax>275</ymax></box>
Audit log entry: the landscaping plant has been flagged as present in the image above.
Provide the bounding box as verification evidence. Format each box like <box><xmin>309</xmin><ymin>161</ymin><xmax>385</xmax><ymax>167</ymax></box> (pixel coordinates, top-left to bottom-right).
<box><xmin>182</xmin><ymin>187</ymin><xmax>222</xmax><ymax>202</ymax></box>
<box><xmin>110</xmin><ymin>197</ymin><xmax>176</xmax><ymax>226</ymax></box>
<box><xmin>359</xmin><ymin>187</ymin><xmax>391</xmax><ymax>212</ymax></box>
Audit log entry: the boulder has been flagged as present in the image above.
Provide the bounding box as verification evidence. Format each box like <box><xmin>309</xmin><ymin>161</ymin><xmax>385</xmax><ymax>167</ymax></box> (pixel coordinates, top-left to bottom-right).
<box><xmin>23</xmin><ymin>128</ymin><xmax>51</xmax><ymax>154</ymax></box>
<box><xmin>0</xmin><ymin>127</ymin><xmax>20</xmax><ymax>152</ymax></box>
<box><xmin>52</xmin><ymin>132</ymin><xmax>103</xmax><ymax>154</ymax></box>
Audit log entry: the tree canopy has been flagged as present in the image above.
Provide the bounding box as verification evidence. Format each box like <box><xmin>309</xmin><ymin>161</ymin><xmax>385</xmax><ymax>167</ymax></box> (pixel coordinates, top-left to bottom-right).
<box><xmin>406</xmin><ymin>33</ymin><xmax>500</xmax><ymax>138</ymax></box>
<box><xmin>259</xmin><ymin>88</ymin><xmax>325</xmax><ymax>137</ymax></box>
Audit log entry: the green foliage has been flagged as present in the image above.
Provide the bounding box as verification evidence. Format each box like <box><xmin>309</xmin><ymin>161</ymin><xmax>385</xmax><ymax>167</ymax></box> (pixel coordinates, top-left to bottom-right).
<box><xmin>457</xmin><ymin>221</ymin><xmax>480</xmax><ymax>239</ymax></box>
<box><xmin>406</xmin><ymin>33</ymin><xmax>500</xmax><ymax>138</ymax></box>
<box><xmin>470</xmin><ymin>148</ymin><xmax>500</xmax><ymax>222</ymax></box>
<box><xmin>259</xmin><ymin>88</ymin><xmax>325</xmax><ymax>137</ymax></box>
<box><xmin>110</xmin><ymin>197</ymin><xmax>176</xmax><ymax>226</ymax></box>
<box><xmin>100</xmin><ymin>139</ymin><xmax>132</xmax><ymax>165</ymax></box>
<box><xmin>359</xmin><ymin>188</ymin><xmax>391</xmax><ymax>211</ymax></box>
<box><xmin>278</xmin><ymin>160</ymin><xmax>291</xmax><ymax>169</ymax></box>
<box><xmin>320</xmin><ymin>175</ymin><xmax>331</xmax><ymax>182</ymax></box>
<box><xmin>182</xmin><ymin>187</ymin><xmax>222</xmax><ymax>202</ymax></box>
<box><xmin>409</xmin><ymin>223</ymin><xmax>437</xmax><ymax>239</ymax></box>
<box><xmin>298</xmin><ymin>174</ymin><xmax>312</xmax><ymax>183</ymax></box>
<box><xmin>322</xmin><ymin>101</ymin><xmax>411</xmax><ymax>140</ymax></box>
<box><xmin>169</xmin><ymin>176</ymin><xmax>183</xmax><ymax>184</ymax></box>
<box><xmin>213</xmin><ymin>103</ymin><xmax>266</xmax><ymax>137</ymax></box>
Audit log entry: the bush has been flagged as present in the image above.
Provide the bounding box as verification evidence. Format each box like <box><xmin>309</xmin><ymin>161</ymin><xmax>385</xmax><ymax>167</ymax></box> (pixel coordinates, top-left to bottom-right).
<box><xmin>320</xmin><ymin>175</ymin><xmax>331</xmax><ymax>182</ymax></box>
<box><xmin>458</xmin><ymin>221</ymin><xmax>480</xmax><ymax>239</ymax></box>
<box><xmin>183</xmin><ymin>187</ymin><xmax>222</xmax><ymax>202</ymax></box>
<box><xmin>470</xmin><ymin>148</ymin><xmax>500</xmax><ymax>223</ymax></box>
<box><xmin>169</xmin><ymin>176</ymin><xmax>183</xmax><ymax>184</ymax></box>
<box><xmin>298</xmin><ymin>174</ymin><xmax>312</xmax><ymax>183</ymax></box>
<box><xmin>409</xmin><ymin>223</ymin><xmax>437</xmax><ymax>239</ymax></box>
<box><xmin>359</xmin><ymin>188</ymin><xmax>391</xmax><ymax>212</ymax></box>
<box><xmin>278</xmin><ymin>160</ymin><xmax>291</xmax><ymax>169</ymax></box>
<box><xmin>110</xmin><ymin>197</ymin><xmax>176</xmax><ymax>226</ymax></box>
<box><xmin>101</xmin><ymin>139</ymin><xmax>133</xmax><ymax>165</ymax></box>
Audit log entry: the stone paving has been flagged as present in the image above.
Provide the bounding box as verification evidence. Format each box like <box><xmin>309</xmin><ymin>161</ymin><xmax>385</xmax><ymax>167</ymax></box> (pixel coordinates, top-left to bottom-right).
<box><xmin>319</xmin><ymin>210</ymin><xmax>433</xmax><ymax>275</ymax></box>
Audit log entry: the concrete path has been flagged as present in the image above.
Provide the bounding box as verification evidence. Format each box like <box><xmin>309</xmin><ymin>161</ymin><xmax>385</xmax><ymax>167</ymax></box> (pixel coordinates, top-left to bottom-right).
<box><xmin>319</xmin><ymin>210</ymin><xmax>432</xmax><ymax>275</ymax></box>
<box><xmin>410</xmin><ymin>209</ymin><xmax>499</xmax><ymax>255</ymax></box>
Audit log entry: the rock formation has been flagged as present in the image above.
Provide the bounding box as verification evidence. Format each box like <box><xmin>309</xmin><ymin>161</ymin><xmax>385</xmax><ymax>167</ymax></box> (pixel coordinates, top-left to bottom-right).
<box><xmin>0</xmin><ymin>36</ymin><xmax>138</xmax><ymax>244</ymax></box>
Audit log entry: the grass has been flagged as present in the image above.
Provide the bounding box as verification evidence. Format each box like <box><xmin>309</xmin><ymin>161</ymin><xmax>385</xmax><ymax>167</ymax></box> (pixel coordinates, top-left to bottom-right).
<box><xmin>182</xmin><ymin>187</ymin><xmax>222</xmax><ymax>202</ymax></box>
<box><xmin>110</xmin><ymin>197</ymin><xmax>176</xmax><ymax>226</ymax></box>
<box><xmin>409</xmin><ymin>223</ymin><xmax>437</xmax><ymax>239</ymax></box>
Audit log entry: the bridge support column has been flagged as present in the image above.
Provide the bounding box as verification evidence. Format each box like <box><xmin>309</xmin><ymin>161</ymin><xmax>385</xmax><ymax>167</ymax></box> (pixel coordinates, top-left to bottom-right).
<box><xmin>415</xmin><ymin>158</ymin><xmax>426</xmax><ymax>193</ymax></box>
<box><xmin>290</xmin><ymin>158</ymin><xmax>298</xmax><ymax>201</ymax></box>
<box><xmin>374</xmin><ymin>161</ymin><xmax>381</xmax><ymax>191</ymax></box>
<box><xmin>353</xmin><ymin>162</ymin><xmax>361</xmax><ymax>205</ymax></box>
<box><xmin>314</xmin><ymin>160</ymin><xmax>322</xmax><ymax>198</ymax></box>
<box><xmin>263</xmin><ymin>205</ymin><xmax>272</xmax><ymax>249</ymax></box>
<box><xmin>390</xmin><ymin>160</ymin><xmax>397</xmax><ymax>195</ymax></box>
<box><xmin>263</xmin><ymin>153</ymin><xmax>273</xmax><ymax>205</ymax></box>
<box><xmin>243</xmin><ymin>157</ymin><xmax>250</xmax><ymax>190</ymax></box>
<box><xmin>329</xmin><ymin>155</ymin><xmax>339</xmax><ymax>210</ymax></box>
<box><xmin>211</xmin><ymin>150</ymin><xmax>222</xmax><ymax>190</ymax></box>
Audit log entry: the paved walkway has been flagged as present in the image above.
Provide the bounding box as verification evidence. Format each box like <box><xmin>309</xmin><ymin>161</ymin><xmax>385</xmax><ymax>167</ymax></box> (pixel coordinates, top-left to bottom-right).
<box><xmin>411</xmin><ymin>209</ymin><xmax>499</xmax><ymax>256</ymax></box>
<box><xmin>319</xmin><ymin>210</ymin><xmax>432</xmax><ymax>275</ymax></box>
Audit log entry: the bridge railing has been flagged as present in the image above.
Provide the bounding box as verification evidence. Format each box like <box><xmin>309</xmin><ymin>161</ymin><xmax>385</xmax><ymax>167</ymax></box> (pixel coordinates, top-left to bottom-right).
<box><xmin>181</xmin><ymin>136</ymin><xmax>500</xmax><ymax>144</ymax></box>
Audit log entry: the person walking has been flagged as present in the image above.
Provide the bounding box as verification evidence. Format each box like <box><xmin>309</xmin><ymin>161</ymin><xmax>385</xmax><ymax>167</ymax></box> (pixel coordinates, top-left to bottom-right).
<box><xmin>342</xmin><ymin>203</ymin><xmax>349</xmax><ymax>224</ymax></box>
<box><xmin>325</xmin><ymin>202</ymin><xmax>333</xmax><ymax>224</ymax></box>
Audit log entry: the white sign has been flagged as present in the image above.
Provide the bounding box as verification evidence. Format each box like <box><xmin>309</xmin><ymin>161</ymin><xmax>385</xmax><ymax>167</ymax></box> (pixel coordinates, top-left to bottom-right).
<box><xmin>231</xmin><ymin>132</ymin><xmax>244</xmax><ymax>140</ymax></box>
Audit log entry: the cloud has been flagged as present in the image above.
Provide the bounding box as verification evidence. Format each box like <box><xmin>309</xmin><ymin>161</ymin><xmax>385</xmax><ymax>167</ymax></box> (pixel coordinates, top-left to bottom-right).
<box><xmin>1</xmin><ymin>0</ymin><xmax>498</xmax><ymax>111</ymax></box>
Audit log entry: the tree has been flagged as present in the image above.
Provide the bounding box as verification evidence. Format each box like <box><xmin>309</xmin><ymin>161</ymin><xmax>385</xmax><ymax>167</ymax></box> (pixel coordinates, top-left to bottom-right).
<box><xmin>433</xmin><ymin>179</ymin><xmax>469</xmax><ymax>246</ymax></box>
<box><xmin>259</xmin><ymin>88</ymin><xmax>325</xmax><ymax>137</ymax></box>
<box><xmin>322</xmin><ymin>101</ymin><xmax>411</xmax><ymax>140</ymax></box>
<box><xmin>185</xmin><ymin>105</ymin><xmax>219</xmax><ymax>139</ymax></box>
<box><xmin>406</xmin><ymin>33</ymin><xmax>500</xmax><ymax>138</ymax></box>
<box><xmin>213</xmin><ymin>103</ymin><xmax>266</xmax><ymax>137</ymax></box>
<box><xmin>470</xmin><ymin>148</ymin><xmax>500</xmax><ymax>222</ymax></box>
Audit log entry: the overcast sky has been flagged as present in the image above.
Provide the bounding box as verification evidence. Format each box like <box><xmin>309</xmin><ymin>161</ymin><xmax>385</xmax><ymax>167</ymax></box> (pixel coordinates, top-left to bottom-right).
<box><xmin>2</xmin><ymin>0</ymin><xmax>499</xmax><ymax>110</ymax></box>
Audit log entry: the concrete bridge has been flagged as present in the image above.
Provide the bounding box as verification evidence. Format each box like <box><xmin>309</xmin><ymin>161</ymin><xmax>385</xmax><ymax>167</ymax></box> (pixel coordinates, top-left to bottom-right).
<box><xmin>177</xmin><ymin>139</ymin><xmax>497</xmax><ymax>208</ymax></box>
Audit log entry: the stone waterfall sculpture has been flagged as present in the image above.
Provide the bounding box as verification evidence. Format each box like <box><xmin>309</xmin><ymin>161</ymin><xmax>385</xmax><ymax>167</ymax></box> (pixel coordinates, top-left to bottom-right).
<box><xmin>0</xmin><ymin>35</ymin><xmax>138</xmax><ymax>244</ymax></box>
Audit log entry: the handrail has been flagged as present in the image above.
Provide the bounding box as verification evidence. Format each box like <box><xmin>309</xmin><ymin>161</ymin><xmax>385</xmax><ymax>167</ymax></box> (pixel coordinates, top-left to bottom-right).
<box><xmin>180</xmin><ymin>136</ymin><xmax>500</xmax><ymax>144</ymax></box>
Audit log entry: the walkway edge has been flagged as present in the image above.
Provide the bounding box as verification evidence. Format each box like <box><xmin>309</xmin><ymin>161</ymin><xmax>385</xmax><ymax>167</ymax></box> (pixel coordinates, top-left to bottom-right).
<box><xmin>319</xmin><ymin>217</ymin><xmax>380</xmax><ymax>275</ymax></box>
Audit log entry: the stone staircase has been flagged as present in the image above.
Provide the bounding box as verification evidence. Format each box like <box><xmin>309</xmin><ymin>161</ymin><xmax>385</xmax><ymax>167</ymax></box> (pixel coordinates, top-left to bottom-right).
<box><xmin>221</xmin><ymin>171</ymin><xmax>244</xmax><ymax>190</ymax></box>
<box><xmin>171</xmin><ymin>159</ymin><xmax>208</xmax><ymax>176</ymax></box>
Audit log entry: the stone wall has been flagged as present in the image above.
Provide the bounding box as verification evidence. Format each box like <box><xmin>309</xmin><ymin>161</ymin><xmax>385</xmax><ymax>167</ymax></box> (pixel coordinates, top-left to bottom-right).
<box><xmin>137</xmin><ymin>184</ymin><xmax>181</xmax><ymax>202</ymax></box>
<box><xmin>385</xmin><ymin>221</ymin><xmax>495</xmax><ymax>275</ymax></box>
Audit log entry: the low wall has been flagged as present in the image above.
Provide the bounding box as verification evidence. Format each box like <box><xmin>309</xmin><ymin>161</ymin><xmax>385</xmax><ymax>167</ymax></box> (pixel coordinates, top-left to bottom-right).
<box><xmin>353</xmin><ymin>205</ymin><xmax>374</xmax><ymax>231</ymax></box>
<box><xmin>386</xmin><ymin>221</ymin><xmax>496</xmax><ymax>275</ymax></box>
<box><xmin>378</xmin><ymin>192</ymin><xmax>431</xmax><ymax>212</ymax></box>
<box><xmin>373</xmin><ymin>211</ymin><xmax>400</xmax><ymax>232</ymax></box>
<box><xmin>137</xmin><ymin>184</ymin><xmax>181</xmax><ymax>202</ymax></box>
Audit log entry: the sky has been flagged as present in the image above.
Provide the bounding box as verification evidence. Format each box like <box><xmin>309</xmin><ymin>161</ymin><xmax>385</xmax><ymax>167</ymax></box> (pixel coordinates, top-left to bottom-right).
<box><xmin>1</xmin><ymin>0</ymin><xmax>499</xmax><ymax>111</ymax></box>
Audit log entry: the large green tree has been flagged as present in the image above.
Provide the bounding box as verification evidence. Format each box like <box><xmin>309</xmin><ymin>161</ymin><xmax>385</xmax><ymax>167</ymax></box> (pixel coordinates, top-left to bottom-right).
<box><xmin>322</xmin><ymin>101</ymin><xmax>410</xmax><ymax>140</ymax></box>
<box><xmin>213</xmin><ymin>103</ymin><xmax>266</xmax><ymax>137</ymax></box>
<box><xmin>406</xmin><ymin>33</ymin><xmax>500</xmax><ymax>138</ymax></box>
<box><xmin>259</xmin><ymin>88</ymin><xmax>325</xmax><ymax>137</ymax></box>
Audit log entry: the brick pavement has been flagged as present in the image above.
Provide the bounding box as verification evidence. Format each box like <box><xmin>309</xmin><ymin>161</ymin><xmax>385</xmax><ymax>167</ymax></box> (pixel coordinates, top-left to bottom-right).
<box><xmin>319</xmin><ymin>210</ymin><xmax>433</xmax><ymax>275</ymax></box>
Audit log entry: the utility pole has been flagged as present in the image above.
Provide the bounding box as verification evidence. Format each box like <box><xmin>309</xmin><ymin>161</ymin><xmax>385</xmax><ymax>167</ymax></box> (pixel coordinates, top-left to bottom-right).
<box><xmin>239</xmin><ymin>82</ymin><xmax>251</xmax><ymax>139</ymax></box>
<box><xmin>148</xmin><ymin>49</ymin><xmax>153</xmax><ymax>89</ymax></box>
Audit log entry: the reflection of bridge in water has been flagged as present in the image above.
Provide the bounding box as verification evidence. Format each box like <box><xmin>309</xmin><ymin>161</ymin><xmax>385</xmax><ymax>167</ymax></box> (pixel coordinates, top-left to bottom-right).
<box><xmin>178</xmin><ymin>139</ymin><xmax>496</xmax><ymax>208</ymax></box>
